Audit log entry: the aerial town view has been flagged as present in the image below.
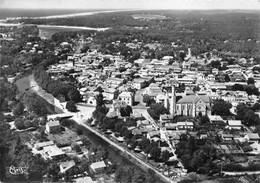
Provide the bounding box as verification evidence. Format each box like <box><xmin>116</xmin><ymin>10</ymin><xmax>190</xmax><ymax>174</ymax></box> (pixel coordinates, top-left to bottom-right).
<box><xmin>0</xmin><ymin>0</ymin><xmax>260</xmax><ymax>182</ymax></box>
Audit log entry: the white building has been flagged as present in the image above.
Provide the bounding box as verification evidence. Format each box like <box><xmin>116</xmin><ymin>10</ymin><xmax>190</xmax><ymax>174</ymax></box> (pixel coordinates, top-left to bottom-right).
<box><xmin>118</xmin><ymin>92</ymin><xmax>134</xmax><ymax>106</ymax></box>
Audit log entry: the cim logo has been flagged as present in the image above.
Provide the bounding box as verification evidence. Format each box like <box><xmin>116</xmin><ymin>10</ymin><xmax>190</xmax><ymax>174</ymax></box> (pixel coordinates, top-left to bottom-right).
<box><xmin>9</xmin><ymin>165</ymin><xmax>29</xmax><ymax>175</ymax></box>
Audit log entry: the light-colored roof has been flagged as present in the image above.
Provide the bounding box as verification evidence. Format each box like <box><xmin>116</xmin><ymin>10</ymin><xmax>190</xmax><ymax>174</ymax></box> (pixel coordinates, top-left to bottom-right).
<box><xmin>60</xmin><ymin>160</ymin><xmax>75</xmax><ymax>172</ymax></box>
<box><xmin>47</xmin><ymin>120</ymin><xmax>60</xmax><ymax>127</ymax></box>
<box><xmin>90</xmin><ymin>161</ymin><xmax>106</xmax><ymax>170</ymax></box>
<box><xmin>35</xmin><ymin>141</ymin><xmax>54</xmax><ymax>148</ymax></box>
<box><xmin>222</xmin><ymin>134</ymin><xmax>234</xmax><ymax>138</ymax></box>
<box><xmin>228</xmin><ymin>120</ymin><xmax>242</xmax><ymax>126</ymax></box>
<box><xmin>177</xmin><ymin>121</ymin><xmax>194</xmax><ymax>126</ymax></box>
<box><xmin>47</xmin><ymin>113</ymin><xmax>73</xmax><ymax>120</ymax></box>
<box><xmin>208</xmin><ymin>115</ymin><xmax>223</xmax><ymax>122</ymax></box>
<box><xmin>43</xmin><ymin>145</ymin><xmax>65</xmax><ymax>157</ymax></box>
<box><xmin>247</xmin><ymin>133</ymin><xmax>260</xmax><ymax>139</ymax></box>
<box><xmin>149</xmin><ymin>83</ymin><xmax>159</xmax><ymax>88</ymax></box>
<box><xmin>119</xmin><ymin>91</ymin><xmax>132</xmax><ymax>98</ymax></box>
<box><xmin>160</xmin><ymin>114</ymin><xmax>174</xmax><ymax>120</ymax></box>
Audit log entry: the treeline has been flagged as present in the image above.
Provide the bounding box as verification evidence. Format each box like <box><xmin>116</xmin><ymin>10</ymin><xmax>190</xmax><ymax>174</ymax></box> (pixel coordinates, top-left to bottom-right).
<box><xmin>175</xmin><ymin>135</ymin><xmax>219</xmax><ymax>174</ymax></box>
<box><xmin>51</xmin><ymin>30</ymin><xmax>95</xmax><ymax>43</ymax></box>
<box><xmin>33</xmin><ymin>66</ymin><xmax>81</xmax><ymax>102</ymax></box>
<box><xmin>231</xmin><ymin>83</ymin><xmax>259</xmax><ymax>96</ymax></box>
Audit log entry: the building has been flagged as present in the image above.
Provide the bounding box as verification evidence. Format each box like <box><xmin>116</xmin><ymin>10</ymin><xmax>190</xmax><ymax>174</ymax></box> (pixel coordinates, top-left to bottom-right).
<box><xmin>132</xmin><ymin>78</ymin><xmax>147</xmax><ymax>89</ymax></box>
<box><xmin>43</xmin><ymin>145</ymin><xmax>66</xmax><ymax>160</ymax></box>
<box><xmin>245</xmin><ymin>133</ymin><xmax>260</xmax><ymax>142</ymax></box>
<box><xmin>34</xmin><ymin>141</ymin><xmax>54</xmax><ymax>150</ymax></box>
<box><xmin>118</xmin><ymin>91</ymin><xmax>134</xmax><ymax>106</ymax></box>
<box><xmin>106</xmin><ymin>77</ymin><xmax>124</xmax><ymax>88</ymax></box>
<box><xmin>227</xmin><ymin>120</ymin><xmax>242</xmax><ymax>130</ymax></box>
<box><xmin>208</xmin><ymin>115</ymin><xmax>224</xmax><ymax>124</ymax></box>
<box><xmin>59</xmin><ymin>160</ymin><xmax>76</xmax><ymax>173</ymax></box>
<box><xmin>90</xmin><ymin>161</ymin><xmax>107</xmax><ymax>173</ymax></box>
<box><xmin>107</xmin><ymin>100</ymin><xmax>128</xmax><ymax>117</ymax></box>
<box><xmin>46</xmin><ymin>120</ymin><xmax>61</xmax><ymax>134</ymax></box>
<box><xmin>103</xmin><ymin>88</ymin><xmax>117</xmax><ymax>100</ymax></box>
<box><xmin>175</xmin><ymin>95</ymin><xmax>211</xmax><ymax>117</ymax></box>
<box><xmin>160</xmin><ymin>114</ymin><xmax>174</xmax><ymax>123</ymax></box>
<box><xmin>177</xmin><ymin>121</ymin><xmax>194</xmax><ymax>130</ymax></box>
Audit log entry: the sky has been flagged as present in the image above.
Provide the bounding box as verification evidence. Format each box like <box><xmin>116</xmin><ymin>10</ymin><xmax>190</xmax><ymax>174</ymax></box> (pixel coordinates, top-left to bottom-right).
<box><xmin>1</xmin><ymin>0</ymin><xmax>260</xmax><ymax>10</ymax></box>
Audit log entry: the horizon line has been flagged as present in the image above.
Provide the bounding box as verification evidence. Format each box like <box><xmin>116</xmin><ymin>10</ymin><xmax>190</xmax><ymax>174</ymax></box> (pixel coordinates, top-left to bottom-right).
<box><xmin>1</xmin><ymin>8</ymin><xmax>260</xmax><ymax>11</ymax></box>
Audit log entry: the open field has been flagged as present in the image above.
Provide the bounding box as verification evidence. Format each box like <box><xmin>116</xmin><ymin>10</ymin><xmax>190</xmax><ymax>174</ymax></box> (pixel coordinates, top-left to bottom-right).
<box><xmin>132</xmin><ymin>14</ymin><xmax>167</xmax><ymax>20</ymax></box>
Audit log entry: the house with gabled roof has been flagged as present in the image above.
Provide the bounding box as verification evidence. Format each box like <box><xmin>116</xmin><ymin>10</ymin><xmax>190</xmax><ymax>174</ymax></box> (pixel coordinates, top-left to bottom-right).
<box><xmin>59</xmin><ymin>160</ymin><xmax>76</xmax><ymax>173</ymax></box>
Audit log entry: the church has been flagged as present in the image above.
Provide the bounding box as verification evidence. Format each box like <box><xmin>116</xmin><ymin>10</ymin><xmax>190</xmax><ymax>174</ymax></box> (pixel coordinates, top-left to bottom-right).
<box><xmin>164</xmin><ymin>86</ymin><xmax>211</xmax><ymax>117</ymax></box>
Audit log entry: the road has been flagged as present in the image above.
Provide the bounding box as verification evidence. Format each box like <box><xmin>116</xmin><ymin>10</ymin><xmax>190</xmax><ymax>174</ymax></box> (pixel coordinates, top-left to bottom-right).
<box><xmin>75</xmin><ymin>119</ymin><xmax>180</xmax><ymax>183</ymax></box>
<box><xmin>141</xmin><ymin>110</ymin><xmax>185</xmax><ymax>172</ymax></box>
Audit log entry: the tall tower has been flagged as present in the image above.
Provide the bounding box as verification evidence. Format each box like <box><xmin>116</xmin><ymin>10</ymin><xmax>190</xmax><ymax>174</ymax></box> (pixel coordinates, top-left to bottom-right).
<box><xmin>170</xmin><ymin>86</ymin><xmax>176</xmax><ymax>115</ymax></box>
<box><xmin>164</xmin><ymin>91</ymin><xmax>169</xmax><ymax>110</ymax></box>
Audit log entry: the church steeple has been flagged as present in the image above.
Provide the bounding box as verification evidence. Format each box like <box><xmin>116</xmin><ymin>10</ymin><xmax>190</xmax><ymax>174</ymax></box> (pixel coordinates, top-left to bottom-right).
<box><xmin>171</xmin><ymin>86</ymin><xmax>176</xmax><ymax>115</ymax></box>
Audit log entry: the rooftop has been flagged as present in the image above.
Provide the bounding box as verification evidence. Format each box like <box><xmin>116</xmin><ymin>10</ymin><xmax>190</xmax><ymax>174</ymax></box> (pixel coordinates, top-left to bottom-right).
<box><xmin>90</xmin><ymin>161</ymin><xmax>106</xmax><ymax>170</ymax></box>
<box><xmin>47</xmin><ymin>120</ymin><xmax>60</xmax><ymax>127</ymax></box>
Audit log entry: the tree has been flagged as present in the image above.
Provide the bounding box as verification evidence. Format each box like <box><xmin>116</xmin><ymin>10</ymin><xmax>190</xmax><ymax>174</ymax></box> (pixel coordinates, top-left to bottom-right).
<box><xmin>161</xmin><ymin>150</ymin><xmax>170</xmax><ymax>162</ymax></box>
<box><xmin>95</xmin><ymin>93</ymin><xmax>104</xmax><ymax>107</ymax></box>
<box><xmin>236</xmin><ymin>103</ymin><xmax>248</xmax><ymax>120</ymax></box>
<box><xmin>24</xmin><ymin>120</ymin><xmax>32</xmax><ymax>129</ymax></box>
<box><xmin>211</xmin><ymin>99</ymin><xmax>232</xmax><ymax>116</ymax></box>
<box><xmin>193</xmin><ymin>85</ymin><xmax>200</xmax><ymax>92</ymax></box>
<box><xmin>252</xmin><ymin>103</ymin><xmax>260</xmax><ymax>112</ymax></box>
<box><xmin>244</xmin><ymin>85</ymin><xmax>259</xmax><ymax>96</ymax></box>
<box><xmin>143</xmin><ymin>94</ymin><xmax>155</xmax><ymax>106</ymax></box>
<box><xmin>14</xmin><ymin>118</ymin><xmax>25</xmax><ymax>130</ymax></box>
<box><xmin>210</xmin><ymin>60</ymin><xmax>221</xmax><ymax>69</ymax></box>
<box><xmin>120</xmin><ymin>105</ymin><xmax>132</xmax><ymax>117</ymax></box>
<box><xmin>68</xmin><ymin>88</ymin><xmax>81</xmax><ymax>102</ymax></box>
<box><xmin>71</xmin><ymin>142</ymin><xmax>81</xmax><ymax>153</ymax></box>
<box><xmin>94</xmin><ymin>86</ymin><xmax>104</xmax><ymax>93</ymax></box>
<box><xmin>13</xmin><ymin>102</ymin><xmax>24</xmax><ymax>117</ymax></box>
<box><xmin>231</xmin><ymin>84</ymin><xmax>244</xmax><ymax>91</ymax></box>
<box><xmin>179</xmin><ymin>51</ymin><xmax>186</xmax><ymax>61</ymax></box>
<box><xmin>247</xmin><ymin>77</ymin><xmax>255</xmax><ymax>85</ymax></box>
<box><xmin>147</xmin><ymin>103</ymin><xmax>169</xmax><ymax>120</ymax></box>
<box><xmin>200</xmin><ymin>115</ymin><xmax>210</xmax><ymax>125</ymax></box>
<box><xmin>244</xmin><ymin>109</ymin><xmax>260</xmax><ymax>126</ymax></box>
<box><xmin>66</xmin><ymin>101</ymin><xmax>77</xmax><ymax>112</ymax></box>
<box><xmin>150</xmin><ymin>147</ymin><xmax>161</xmax><ymax>161</ymax></box>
